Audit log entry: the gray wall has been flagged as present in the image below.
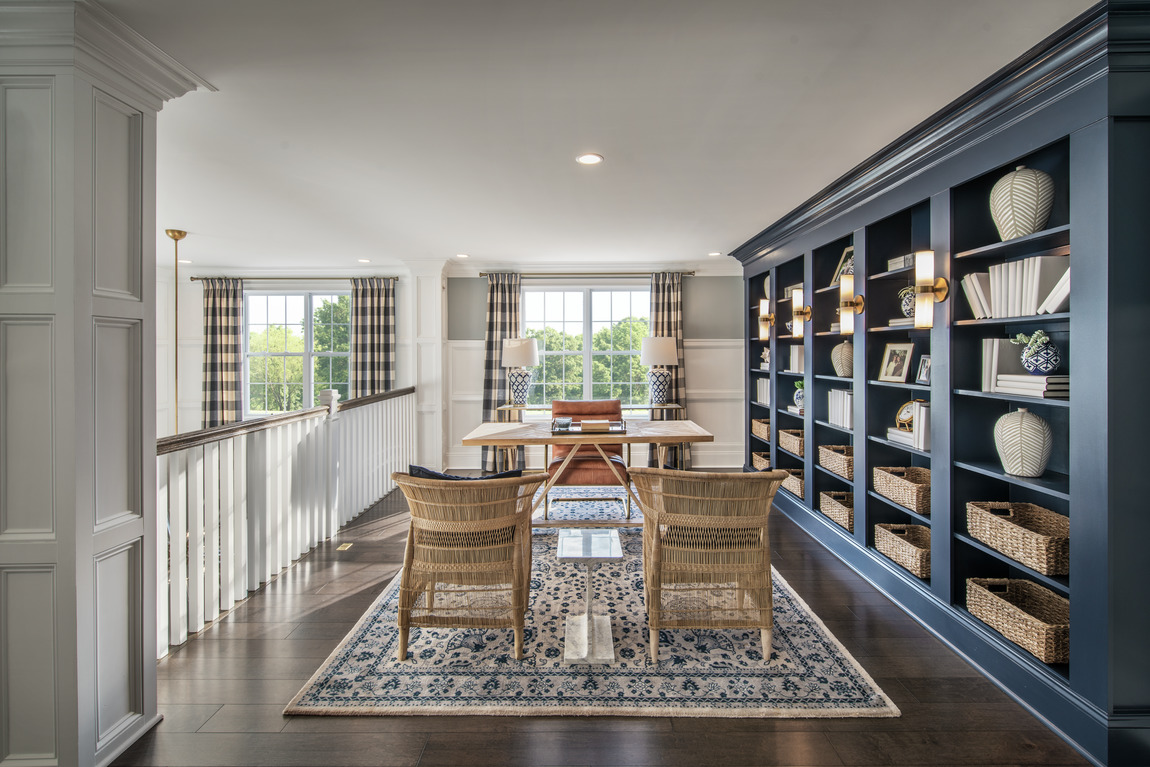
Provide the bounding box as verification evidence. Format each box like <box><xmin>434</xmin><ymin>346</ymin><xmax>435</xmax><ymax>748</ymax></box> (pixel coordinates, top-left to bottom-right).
<box><xmin>446</xmin><ymin>276</ymin><xmax>742</xmax><ymax>340</ymax></box>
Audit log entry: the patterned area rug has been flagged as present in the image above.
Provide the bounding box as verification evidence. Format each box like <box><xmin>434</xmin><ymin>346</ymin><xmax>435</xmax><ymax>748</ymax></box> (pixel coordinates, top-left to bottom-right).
<box><xmin>530</xmin><ymin>484</ymin><xmax>643</xmax><ymax>525</ymax></box>
<box><xmin>285</xmin><ymin>495</ymin><xmax>899</xmax><ymax>718</ymax></box>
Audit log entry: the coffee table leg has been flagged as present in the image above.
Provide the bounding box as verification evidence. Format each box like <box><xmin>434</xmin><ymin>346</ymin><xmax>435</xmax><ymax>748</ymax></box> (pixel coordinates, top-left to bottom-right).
<box><xmin>563</xmin><ymin>561</ymin><xmax>616</xmax><ymax>665</ymax></box>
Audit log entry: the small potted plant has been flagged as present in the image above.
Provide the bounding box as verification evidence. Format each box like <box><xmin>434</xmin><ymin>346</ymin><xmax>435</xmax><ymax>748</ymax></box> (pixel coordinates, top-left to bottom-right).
<box><xmin>1010</xmin><ymin>329</ymin><xmax>1062</xmax><ymax>375</ymax></box>
<box><xmin>794</xmin><ymin>380</ymin><xmax>805</xmax><ymax>408</ymax></box>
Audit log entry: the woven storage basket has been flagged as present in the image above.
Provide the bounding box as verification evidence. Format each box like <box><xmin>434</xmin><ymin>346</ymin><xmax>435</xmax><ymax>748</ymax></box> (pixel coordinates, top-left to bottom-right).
<box><xmin>967</xmin><ymin>578</ymin><xmax>1069</xmax><ymax>664</ymax></box>
<box><xmin>782</xmin><ymin>468</ymin><xmax>804</xmax><ymax>499</ymax></box>
<box><xmin>818</xmin><ymin>445</ymin><xmax>854</xmax><ymax>480</ymax></box>
<box><xmin>967</xmin><ymin>502</ymin><xmax>1069</xmax><ymax>576</ymax></box>
<box><xmin>873</xmin><ymin>466</ymin><xmax>931</xmax><ymax>514</ymax></box>
<box><xmin>751</xmin><ymin>452</ymin><xmax>771</xmax><ymax>471</ymax></box>
<box><xmin>751</xmin><ymin>419</ymin><xmax>771</xmax><ymax>442</ymax></box>
<box><xmin>875</xmin><ymin>524</ymin><xmax>930</xmax><ymax>578</ymax></box>
<box><xmin>819</xmin><ymin>491</ymin><xmax>853</xmax><ymax>532</ymax></box>
<box><xmin>778</xmin><ymin>429</ymin><xmax>805</xmax><ymax>457</ymax></box>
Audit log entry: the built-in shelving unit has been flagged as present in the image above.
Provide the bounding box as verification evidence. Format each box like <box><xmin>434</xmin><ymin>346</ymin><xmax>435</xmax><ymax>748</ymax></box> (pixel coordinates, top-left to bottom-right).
<box><xmin>736</xmin><ymin>7</ymin><xmax>1150</xmax><ymax>764</ymax></box>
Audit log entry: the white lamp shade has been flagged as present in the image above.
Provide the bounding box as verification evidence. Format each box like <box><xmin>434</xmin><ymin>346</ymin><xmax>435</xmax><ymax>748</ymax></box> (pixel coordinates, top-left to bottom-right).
<box><xmin>640</xmin><ymin>336</ymin><xmax>678</xmax><ymax>366</ymax></box>
<box><xmin>914</xmin><ymin>250</ymin><xmax>935</xmax><ymax>329</ymax></box>
<box><xmin>501</xmin><ymin>337</ymin><xmax>539</xmax><ymax>368</ymax></box>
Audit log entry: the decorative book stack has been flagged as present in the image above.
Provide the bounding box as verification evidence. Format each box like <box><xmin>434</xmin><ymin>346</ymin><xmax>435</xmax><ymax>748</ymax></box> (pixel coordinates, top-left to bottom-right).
<box><xmin>960</xmin><ymin>257</ymin><xmax>1069</xmax><ymax>319</ymax></box>
<box><xmin>885</xmin><ymin>402</ymin><xmax>930</xmax><ymax>451</ymax></box>
<box><xmin>994</xmin><ymin>374</ymin><xmax>1068</xmax><ymax>400</ymax></box>
<box><xmin>828</xmin><ymin>389</ymin><xmax>853</xmax><ymax>429</ymax></box>
<box><xmin>789</xmin><ymin>346</ymin><xmax>804</xmax><ymax>373</ymax></box>
<box><xmin>756</xmin><ymin>378</ymin><xmax>770</xmax><ymax>404</ymax></box>
<box><xmin>888</xmin><ymin>317</ymin><xmax>915</xmax><ymax>328</ymax></box>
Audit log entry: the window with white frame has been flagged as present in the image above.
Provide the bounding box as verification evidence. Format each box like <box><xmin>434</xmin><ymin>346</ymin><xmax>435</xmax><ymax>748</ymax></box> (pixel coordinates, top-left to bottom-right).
<box><xmin>244</xmin><ymin>292</ymin><xmax>351</xmax><ymax>416</ymax></box>
<box><xmin>521</xmin><ymin>286</ymin><xmax>650</xmax><ymax>407</ymax></box>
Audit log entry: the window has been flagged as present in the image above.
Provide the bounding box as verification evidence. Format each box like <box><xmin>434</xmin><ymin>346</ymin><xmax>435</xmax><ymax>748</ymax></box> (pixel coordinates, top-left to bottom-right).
<box><xmin>244</xmin><ymin>292</ymin><xmax>351</xmax><ymax>416</ymax></box>
<box><xmin>521</xmin><ymin>287</ymin><xmax>650</xmax><ymax>406</ymax></box>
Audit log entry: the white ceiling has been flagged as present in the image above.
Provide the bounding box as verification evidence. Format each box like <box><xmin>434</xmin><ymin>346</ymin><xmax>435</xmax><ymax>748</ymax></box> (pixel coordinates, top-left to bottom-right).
<box><xmin>97</xmin><ymin>0</ymin><xmax>1094</xmax><ymax>278</ymax></box>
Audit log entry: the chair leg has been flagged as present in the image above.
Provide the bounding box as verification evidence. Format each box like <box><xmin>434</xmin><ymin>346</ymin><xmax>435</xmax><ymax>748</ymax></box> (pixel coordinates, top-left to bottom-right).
<box><xmin>649</xmin><ymin>628</ymin><xmax>659</xmax><ymax>663</ymax></box>
<box><xmin>514</xmin><ymin>626</ymin><xmax>524</xmax><ymax>660</ymax></box>
<box><xmin>426</xmin><ymin>583</ymin><xmax>436</xmax><ymax>610</ymax></box>
<box><xmin>761</xmin><ymin>628</ymin><xmax>773</xmax><ymax>660</ymax></box>
<box><xmin>397</xmin><ymin>627</ymin><xmax>409</xmax><ymax>662</ymax></box>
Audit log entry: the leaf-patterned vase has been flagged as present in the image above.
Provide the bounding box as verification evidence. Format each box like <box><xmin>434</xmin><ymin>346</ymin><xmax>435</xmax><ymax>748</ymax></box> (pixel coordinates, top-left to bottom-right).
<box><xmin>990</xmin><ymin>165</ymin><xmax>1054</xmax><ymax>241</ymax></box>
<box><xmin>993</xmin><ymin>408</ymin><xmax>1052</xmax><ymax>477</ymax></box>
<box><xmin>831</xmin><ymin>340</ymin><xmax>853</xmax><ymax>377</ymax></box>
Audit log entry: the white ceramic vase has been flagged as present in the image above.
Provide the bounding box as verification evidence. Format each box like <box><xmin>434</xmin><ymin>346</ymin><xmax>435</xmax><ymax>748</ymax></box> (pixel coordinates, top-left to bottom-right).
<box><xmin>989</xmin><ymin>165</ymin><xmax>1054</xmax><ymax>241</ymax></box>
<box><xmin>993</xmin><ymin>407</ymin><xmax>1052</xmax><ymax>477</ymax></box>
<box><xmin>831</xmin><ymin>340</ymin><xmax>853</xmax><ymax>377</ymax></box>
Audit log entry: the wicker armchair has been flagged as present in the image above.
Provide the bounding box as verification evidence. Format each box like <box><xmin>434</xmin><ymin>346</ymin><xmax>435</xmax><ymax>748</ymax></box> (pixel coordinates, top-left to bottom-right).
<box><xmin>630</xmin><ymin>466</ymin><xmax>787</xmax><ymax>663</ymax></box>
<box><xmin>390</xmin><ymin>471</ymin><xmax>548</xmax><ymax>661</ymax></box>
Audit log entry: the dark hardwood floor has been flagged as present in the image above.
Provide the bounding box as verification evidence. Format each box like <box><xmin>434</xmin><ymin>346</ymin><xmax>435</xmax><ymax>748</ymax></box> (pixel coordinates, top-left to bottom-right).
<box><xmin>113</xmin><ymin>491</ymin><xmax>1090</xmax><ymax>767</ymax></box>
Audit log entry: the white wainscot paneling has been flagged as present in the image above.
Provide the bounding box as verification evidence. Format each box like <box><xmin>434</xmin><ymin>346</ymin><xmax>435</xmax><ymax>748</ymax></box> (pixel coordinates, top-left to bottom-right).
<box><xmin>94</xmin><ymin>318</ymin><xmax>142</xmax><ymax>529</ymax></box>
<box><xmin>94</xmin><ymin>541</ymin><xmax>142</xmax><ymax>747</ymax></box>
<box><xmin>683</xmin><ymin>339</ymin><xmax>744</xmax><ymax>468</ymax></box>
<box><xmin>0</xmin><ymin>566</ymin><xmax>57</xmax><ymax>763</ymax></box>
<box><xmin>445</xmin><ymin>341</ymin><xmax>484</xmax><ymax>469</ymax></box>
<box><xmin>92</xmin><ymin>90</ymin><xmax>142</xmax><ymax>300</ymax></box>
<box><xmin>1</xmin><ymin>317</ymin><xmax>55</xmax><ymax>539</ymax></box>
<box><xmin>0</xmin><ymin>78</ymin><xmax>53</xmax><ymax>290</ymax></box>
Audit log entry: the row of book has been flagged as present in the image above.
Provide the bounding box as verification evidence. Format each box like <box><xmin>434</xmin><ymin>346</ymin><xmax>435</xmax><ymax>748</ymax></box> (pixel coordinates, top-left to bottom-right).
<box><xmin>981</xmin><ymin>338</ymin><xmax>1069</xmax><ymax>399</ymax></box>
<box><xmin>788</xmin><ymin>346</ymin><xmax>805</xmax><ymax>374</ymax></box>
<box><xmin>960</xmin><ymin>255</ymin><xmax>1070</xmax><ymax>319</ymax></box>
<box><xmin>886</xmin><ymin>401</ymin><xmax>931</xmax><ymax>451</ymax></box>
<box><xmin>827</xmin><ymin>389</ymin><xmax>853</xmax><ymax>430</ymax></box>
<box><xmin>755</xmin><ymin>378</ymin><xmax>770</xmax><ymax>405</ymax></box>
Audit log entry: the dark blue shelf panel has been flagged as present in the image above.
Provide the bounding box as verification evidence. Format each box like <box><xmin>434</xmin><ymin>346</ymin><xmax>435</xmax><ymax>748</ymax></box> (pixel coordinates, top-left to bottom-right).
<box><xmin>953</xmin><ymin>460</ymin><xmax>1070</xmax><ymax>501</ymax></box>
<box><xmin>953</xmin><ymin>389</ymin><xmax>1070</xmax><ymax>408</ymax></box>
<box><xmin>867</xmin><ymin>490</ymin><xmax>932</xmax><ymax>526</ymax></box>
<box><xmin>954</xmin><ymin>533</ymin><xmax>1070</xmax><ymax>596</ymax></box>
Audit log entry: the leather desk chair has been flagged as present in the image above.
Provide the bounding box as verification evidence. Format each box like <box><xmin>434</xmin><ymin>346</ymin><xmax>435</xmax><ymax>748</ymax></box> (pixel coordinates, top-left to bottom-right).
<box><xmin>545</xmin><ymin>399</ymin><xmax>631</xmax><ymax>518</ymax></box>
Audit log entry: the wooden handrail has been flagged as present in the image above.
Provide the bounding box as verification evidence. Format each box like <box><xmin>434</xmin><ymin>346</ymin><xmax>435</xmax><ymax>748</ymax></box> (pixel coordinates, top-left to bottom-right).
<box><xmin>156</xmin><ymin>386</ymin><xmax>416</xmax><ymax>455</ymax></box>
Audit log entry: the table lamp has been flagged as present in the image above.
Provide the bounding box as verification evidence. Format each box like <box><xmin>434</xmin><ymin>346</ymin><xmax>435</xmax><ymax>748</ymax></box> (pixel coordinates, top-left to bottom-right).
<box><xmin>501</xmin><ymin>337</ymin><xmax>539</xmax><ymax>405</ymax></box>
<box><xmin>641</xmin><ymin>336</ymin><xmax>679</xmax><ymax>405</ymax></box>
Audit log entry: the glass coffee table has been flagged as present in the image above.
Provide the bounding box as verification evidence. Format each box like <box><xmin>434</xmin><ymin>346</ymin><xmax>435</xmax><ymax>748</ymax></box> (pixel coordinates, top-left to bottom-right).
<box><xmin>556</xmin><ymin>528</ymin><xmax>623</xmax><ymax>665</ymax></box>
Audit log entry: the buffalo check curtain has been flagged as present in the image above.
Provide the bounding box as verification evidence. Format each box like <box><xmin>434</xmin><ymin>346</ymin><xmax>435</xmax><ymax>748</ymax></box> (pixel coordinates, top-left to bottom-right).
<box><xmin>481</xmin><ymin>273</ymin><xmax>522</xmax><ymax>472</ymax></box>
<box><xmin>351</xmin><ymin>277</ymin><xmax>396</xmax><ymax>398</ymax></box>
<box><xmin>649</xmin><ymin>272</ymin><xmax>690</xmax><ymax>467</ymax></box>
<box><xmin>201</xmin><ymin>278</ymin><xmax>244</xmax><ymax>428</ymax></box>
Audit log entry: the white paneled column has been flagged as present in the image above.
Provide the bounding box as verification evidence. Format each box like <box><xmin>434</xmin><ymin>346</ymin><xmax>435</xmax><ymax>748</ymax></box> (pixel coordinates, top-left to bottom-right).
<box><xmin>0</xmin><ymin>4</ymin><xmax>208</xmax><ymax>766</ymax></box>
<box><xmin>402</xmin><ymin>260</ymin><xmax>448</xmax><ymax>470</ymax></box>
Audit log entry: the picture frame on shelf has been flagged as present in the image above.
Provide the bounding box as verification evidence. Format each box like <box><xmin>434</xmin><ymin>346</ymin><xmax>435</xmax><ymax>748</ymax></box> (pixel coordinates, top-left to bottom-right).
<box><xmin>830</xmin><ymin>246</ymin><xmax>855</xmax><ymax>286</ymax></box>
<box><xmin>915</xmin><ymin>355</ymin><xmax>932</xmax><ymax>385</ymax></box>
<box><xmin>878</xmin><ymin>342</ymin><xmax>915</xmax><ymax>382</ymax></box>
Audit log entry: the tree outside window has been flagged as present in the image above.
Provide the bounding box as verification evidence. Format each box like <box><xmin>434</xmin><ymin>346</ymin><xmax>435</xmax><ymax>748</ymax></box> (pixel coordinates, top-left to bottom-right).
<box><xmin>245</xmin><ymin>292</ymin><xmax>351</xmax><ymax>416</ymax></box>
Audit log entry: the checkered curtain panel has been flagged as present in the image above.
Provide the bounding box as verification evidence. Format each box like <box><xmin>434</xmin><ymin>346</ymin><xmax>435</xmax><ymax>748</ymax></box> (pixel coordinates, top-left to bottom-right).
<box><xmin>650</xmin><ymin>272</ymin><xmax>690</xmax><ymax>467</ymax></box>
<box><xmin>482</xmin><ymin>273</ymin><xmax>522</xmax><ymax>472</ymax></box>
<box><xmin>201</xmin><ymin>278</ymin><xmax>244</xmax><ymax>428</ymax></box>
<box><xmin>351</xmin><ymin>277</ymin><xmax>396</xmax><ymax>398</ymax></box>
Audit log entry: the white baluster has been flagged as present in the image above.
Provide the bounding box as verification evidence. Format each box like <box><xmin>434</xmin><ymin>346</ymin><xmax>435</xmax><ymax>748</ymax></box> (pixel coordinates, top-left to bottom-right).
<box><xmin>157</xmin><ymin>455</ymin><xmax>170</xmax><ymax>655</ymax></box>
<box><xmin>219</xmin><ymin>439</ymin><xmax>234</xmax><ymax>612</ymax></box>
<box><xmin>168</xmin><ymin>451</ymin><xmax>188</xmax><ymax>647</ymax></box>
<box><xmin>204</xmin><ymin>441</ymin><xmax>221</xmax><ymax>623</ymax></box>
<box><xmin>234</xmin><ymin>433</ymin><xmax>249</xmax><ymax>600</ymax></box>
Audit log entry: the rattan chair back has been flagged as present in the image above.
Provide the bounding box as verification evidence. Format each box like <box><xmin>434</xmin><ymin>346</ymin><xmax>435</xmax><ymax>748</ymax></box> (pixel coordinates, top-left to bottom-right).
<box><xmin>630</xmin><ymin>466</ymin><xmax>787</xmax><ymax>663</ymax></box>
<box><xmin>390</xmin><ymin>471</ymin><xmax>547</xmax><ymax>661</ymax></box>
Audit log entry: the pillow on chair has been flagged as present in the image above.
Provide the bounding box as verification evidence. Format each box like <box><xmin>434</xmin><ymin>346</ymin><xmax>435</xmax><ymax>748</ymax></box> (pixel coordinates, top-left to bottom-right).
<box><xmin>408</xmin><ymin>465</ymin><xmax>523</xmax><ymax>481</ymax></box>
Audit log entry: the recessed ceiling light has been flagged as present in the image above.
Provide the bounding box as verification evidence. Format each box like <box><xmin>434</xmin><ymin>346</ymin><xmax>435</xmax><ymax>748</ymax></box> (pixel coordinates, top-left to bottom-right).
<box><xmin>576</xmin><ymin>153</ymin><xmax>604</xmax><ymax>165</ymax></box>
<box><xmin>456</xmin><ymin>253</ymin><xmax>469</xmax><ymax>258</ymax></box>
<box><xmin>708</xmin><ymin>252</ymin><xmax>722</xmax><ymax>257</ymax></box>
<box><xmin>177</xmin><ymin>259</ymin><xmax>191</xmax><ymax>264</ymax></box>
<box><xmin>357</xmin><ymin>259</ymin><xmax>371</xmax><ymax>263</ymax></box>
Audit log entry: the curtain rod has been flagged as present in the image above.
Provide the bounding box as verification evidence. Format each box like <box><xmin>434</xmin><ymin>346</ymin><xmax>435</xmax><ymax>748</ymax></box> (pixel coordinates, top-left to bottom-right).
<box><xmin>190</xmin><ymin>275</ymin><xmax>398</xmax><ymax>282</ymax></box>
<box><xmin>478</xmin><ymin>271</ymin><xmax>694</xmax><ymax>278</ymax></box>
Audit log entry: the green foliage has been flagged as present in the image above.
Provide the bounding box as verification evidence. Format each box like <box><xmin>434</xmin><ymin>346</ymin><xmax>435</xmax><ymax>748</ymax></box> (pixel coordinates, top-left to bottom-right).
<box><xmin>1010</xmin><ymin>329</ymin><xmax>1050</xmax><ymax>360</ymax></box>
<box><xmin>522</xmin><ymin>316</ymin><xmax>651</xmax><ymax>405</ymax></box>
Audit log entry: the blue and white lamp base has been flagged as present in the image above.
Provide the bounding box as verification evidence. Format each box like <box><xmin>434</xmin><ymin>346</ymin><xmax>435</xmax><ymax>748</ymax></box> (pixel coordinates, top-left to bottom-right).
<box><xmin>648</xmin><ymin>368</ymin><xmax>672</xmax><ymax>405</ymax></box>
<box><xmin>507</xmin><ymin>367</ymin><xmax>533</xmax><ymax>405</ymax></box>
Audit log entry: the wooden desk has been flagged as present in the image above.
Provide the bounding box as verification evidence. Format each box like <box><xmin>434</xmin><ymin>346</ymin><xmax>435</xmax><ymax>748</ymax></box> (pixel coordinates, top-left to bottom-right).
<box><xmin>461</xmin><ymin>419</ymin><xmax>714</xmax><ymax>518</ymax></box>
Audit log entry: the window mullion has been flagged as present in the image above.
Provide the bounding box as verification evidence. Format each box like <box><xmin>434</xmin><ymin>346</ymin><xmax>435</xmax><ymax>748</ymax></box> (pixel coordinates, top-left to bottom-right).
<box><xmin>304</xmin><ymin>294</ymin><xmax>314</xmax><ymax>407</ymax></box>
<box><xmin>583</xmin><ymin>288</ymin><xmax>593</xmax><ymax>400</ymax></box>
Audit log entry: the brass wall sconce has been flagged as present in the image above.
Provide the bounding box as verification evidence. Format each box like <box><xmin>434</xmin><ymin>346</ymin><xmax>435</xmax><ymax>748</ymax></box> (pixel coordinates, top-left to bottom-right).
<box><xmin>791</xmin><ymin>288</ymin><xmax>812</xmax><ymax>339</ymax></box>
<box><xmin>758</xmin><ymin>299</ymin><xmax>774</xmax><ymax>340</ymax></box>
<box><xmin>913</xmin><ymin>250</ymin><xmax>949</xmax><ymax>329</ymax></box>
<box><xmin>838</xmin><ymin>274</ymin><xmax>865</xmax><ymax>335</ymax></box>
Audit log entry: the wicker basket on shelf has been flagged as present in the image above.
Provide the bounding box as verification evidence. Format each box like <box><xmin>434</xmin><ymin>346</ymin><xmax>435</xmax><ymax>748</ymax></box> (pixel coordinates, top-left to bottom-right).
<box><xmin>873</xmin><ymin>466</ymin><xmax>931</xmax><ymax>514</ymax></box>
<box><xmin>818</xmin><ymin>445</ymin><xmax>854</xmax><ymax>480</ymax></box>
<box><xmin>967</xmin><ymin>578</ymin><xmax>1069</xmax><ymax>664</ymax></box>
<box><xmin>782</xmin><ymin>468</ymin><xmax>804</xmax><ymax>499</ymax></box>
<box><xmin>751</xmin><ymin>452</ymin><xmax>771</xmax><ymax>471</ymax></box>
<box><xmin>966</xmin><ymin>502</ymin><xmax>1069</xmax><ymax>576</ymax></box>
<box><xmin>819</xmin><ymin>491</ymin><xmax>853</xmax><ymax>532</ymax></box>
<box><xmin>778</xmin><ymin>429</ymin><xmax>805</xmax><ymax>457</ymax></box>
<box><xmin>751</xmin><ymin>419</ymin><xmax>771</xmax><ymax>442</ymax></box>
<box><xmin>874</xmin><ymin>523</ymin><xmax>931</xmax><ymax>578</ymax></box>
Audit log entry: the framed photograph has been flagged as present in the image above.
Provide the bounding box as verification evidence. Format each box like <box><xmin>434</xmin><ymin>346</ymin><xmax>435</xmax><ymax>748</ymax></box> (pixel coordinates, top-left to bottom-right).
<box><xmin>878</xmin><ymin>342</ymin><xmax>915</xmax><ymax>383</ymax></box>
<box><xmin>915</xmin><ymin>355</ymin><xmax>932</xmax><ymax>385</ymax></box>
<box><xmin>830</xmin><ymin>246</ymin><xmax>855</xmax><ymax>286</ymax></box>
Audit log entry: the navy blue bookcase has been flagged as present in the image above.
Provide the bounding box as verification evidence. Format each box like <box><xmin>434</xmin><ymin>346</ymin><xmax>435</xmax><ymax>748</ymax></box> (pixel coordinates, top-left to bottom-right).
<box><xmin>733</xmin><ymin>4</ymin><xmax>1150</xmax><ymax>765</ymax></box>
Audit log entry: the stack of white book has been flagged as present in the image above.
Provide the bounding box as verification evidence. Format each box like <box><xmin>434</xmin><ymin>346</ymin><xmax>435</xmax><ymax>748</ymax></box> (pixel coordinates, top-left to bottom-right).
<box><xmin>789</xmin><ymin>346</ymin><xmax>805</xmax><ymax>373</ymax></box>
<box><xmin>981</xmin><ymin>338</ymin><xmax>1028</xmax><ymax>391</ymax></box>
<box><xmin>960</xmin><ymin>256</ymin><xmax>1069</xmax><ymax>319</ymax></box>
<box><xmin>828</xmin><ymin>389</ymin><xmax>853</xmax><ymax>429</ymax></box>
<box><xmin>885</xmin><ymin>401</ymin><xmax>930</xmax><ymax>451</ymax></box>
<box><xmin>756</xmin><ymin>378</ymin><xmax>770</xmax><ymax>404</ymax></box>
<box><xmin>786</xmin><ymin>404</ymin><xmax>805</xmax><ymax>416</ymax></box>
<box><xmin>995</xmin><ymin>374</ymin><xmax>1069</xmax><ymax>400</ymax></box>
<box><xmin>888</xmin><ymin>317</ymin><xmax>915</xmax><ymax>328</ymax></box>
